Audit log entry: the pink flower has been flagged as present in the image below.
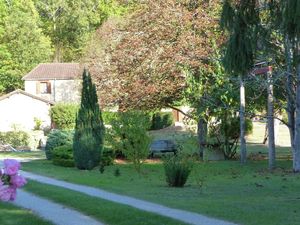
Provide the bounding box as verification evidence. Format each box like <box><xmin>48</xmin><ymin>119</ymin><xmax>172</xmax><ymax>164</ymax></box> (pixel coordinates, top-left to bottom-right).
<box><xmin>0</xmin><ymin>186</ymin><xmax>16</xmax><ymax>201</ymax></box>
<box><xmin>10</xmin><ymin>175</ymin><xmax>27</xmax><ymax>188</ymax></box>
<box><xmin>4</xmin><ymin>159</ymin><xmax>20</xmax><ymax>175</ymax></box>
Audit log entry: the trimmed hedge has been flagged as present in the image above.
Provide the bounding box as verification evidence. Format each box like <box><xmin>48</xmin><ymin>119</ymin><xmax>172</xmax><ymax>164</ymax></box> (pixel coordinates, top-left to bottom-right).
<box><xmin>50</xmin><ymin>103</ymin><xmax>79</xmax><ymax>130</ymax></box>
<box><xmin>45</xmin><ymin>130</ymin><xmax>74</xmax><ymax>160</ymax></box>
<box><xmin>52</xmin><ymin>145</ymin><xmax>74</xmax><ymax>167</ymax></box>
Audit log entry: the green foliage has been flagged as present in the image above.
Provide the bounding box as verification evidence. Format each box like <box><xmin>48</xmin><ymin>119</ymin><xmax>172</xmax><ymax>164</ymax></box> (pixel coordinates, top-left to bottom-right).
<box><xmin>52</xmin><ymin>145</ymin><xmax>74</xmax><ymax>167</ymax></box>
<box><xmin>209</xmin><ymin>115</ymin><xmax>253</xmax><ymax>159</ymax></box>
<box><xmin>102</xmin><ymin>111</ymin><xmax>118</xmax><ymax>125</ymax></box>
<box><xmin>101</xmin><ymin>148</ymin><xmax>115</xmax><ymax>166</ymax></box>
<box><xmin>0</xmin><ymin>131</ymin><xmax>30</xmax><ymax>148</ymax></box>
<box><xmin>281</xmin><ymin>0</ymin><xmax>300</xmax><ymax>41</ymax></box>
<box><xmin>108</xmin><ymin>111</ymin><xmax>152</xmax><ymax>173</ymax></box>
<box><xmin>50</xmin><ymin>103</ymin><xmax>79</xmax><ymax>130</ymax></box>
<box><xmin>163</xmin><ymin>154</ymin><xmax>193</xmax><ymax>187</ymax></box>
<box><xmin>45</xmin><ymin>130</ymin><xmax>74</xmax><ymax>160</ymax></box>
<box><xmin>0</xmin><ymin>0</ymin><xmax>52</xmax><ymax>94</ymax></box>
<box><xmin>73</xmin><ymin>69</ymin><xmax>105</xmax><ymax>170</ymax></box>
<box><xmin>150</xmin><ymin>112</ymin><xmax>174</xmax><ymax>130</ymax></box>
<box><xmin>33</xmin><ymin>117</ymin><xmax>42</xmax><ymax>130</ymax></box>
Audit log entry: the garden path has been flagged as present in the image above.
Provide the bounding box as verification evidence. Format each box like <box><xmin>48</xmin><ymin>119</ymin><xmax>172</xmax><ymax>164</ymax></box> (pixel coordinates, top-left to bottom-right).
<box><xmin>21</xmin><ymin>170</ymin><xmax>238</xmax><ymax>225</ymax></box>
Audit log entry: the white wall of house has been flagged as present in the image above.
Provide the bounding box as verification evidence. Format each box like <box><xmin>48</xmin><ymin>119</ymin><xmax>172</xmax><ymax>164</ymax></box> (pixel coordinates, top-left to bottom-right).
<box><xmin>24</xmin><ymin>79</ymin><xmax>81</xmax><ymax>103</ymax></box>
<box><xmin>0</xmin><ymin>93</ymin><xmax>51</xmax><ymax>131</ymax></box>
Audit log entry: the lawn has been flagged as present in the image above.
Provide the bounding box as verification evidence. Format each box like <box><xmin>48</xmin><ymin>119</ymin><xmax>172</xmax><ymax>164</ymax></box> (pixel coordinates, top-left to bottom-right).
<box><xmin>0</xmin><ymin>151</ymin><xmax>45</xmax><ymax>160</ymax></box>
<box><xmin>22</xmin><ymin>155</ymin><xmax>300</xmax><ymax>225</ymax></box>
<box><xmin>24</xmin><ymin>181</ymin><xmax>187</xmax><ymax>225</ymax></box>
<box><xmin>0</xmin><ymin>202</ymin><xmax>53</xmax><ymax>225</ymax></box>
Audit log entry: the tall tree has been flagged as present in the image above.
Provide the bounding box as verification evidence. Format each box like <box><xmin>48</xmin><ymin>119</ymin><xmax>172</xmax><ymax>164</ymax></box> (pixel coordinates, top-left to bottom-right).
<box><xmin>281</xmin><ymin>0</ymin><xmax>300</xmax><ymax>172</ymax></box>
<box><xmin>73</xmin><ymin>69</ymin><xmax>105</xmax><ymax>170</ymax></box>
<box><xmin>35</xmin><ymin>0</ymin><xmax>130</xmax><ymax>62</ymax></box>
<box><xmin>0</xmin><ymin>0</ymin><xmax>52</xmax><ymax>94</ymax></box>
<box><xmin>221</xmin><ymin>0</ymin><xmax>260</xmax><ymax>164</ymax></box>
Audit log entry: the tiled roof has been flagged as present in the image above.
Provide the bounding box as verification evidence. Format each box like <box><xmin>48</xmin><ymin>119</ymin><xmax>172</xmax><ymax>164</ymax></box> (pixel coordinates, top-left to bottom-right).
<box><xmin>22</xmin><ymin>63</ymin><xmax>81</xmax><ymax>81</ymax></box>
<box><xmin>0</xmin><ymin>89</ymin><xmax>54</xmax><ymax>105</ymax></box>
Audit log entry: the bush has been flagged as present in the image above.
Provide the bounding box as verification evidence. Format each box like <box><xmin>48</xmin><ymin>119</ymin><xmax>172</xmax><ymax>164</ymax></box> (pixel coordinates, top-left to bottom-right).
<box><xmin>45</xmin><ymin>130</ymin><xmax>74</xmax><ymax>160</ymax></box>
<box><xmin>101</xmin><ymin>148</ymin><xmax>115</xmax><ymax>166</ymax></box>
<box><xmin>52</xmin><ymin>145</ymin><xmax>75</xmax><ymax>167</ymax></box>
<box><xmin>109</xmin><ymin>111</ymin><xmax>152</xmax><ymax>173</ymax></box>
<box><xmin>102</xmin><ymin>111</ymin><xmax>118</xmax><ymax>125</ymax></box>
<box><xmin>150</xmin><ymin>112</ymin><xmax>174</xmax><ymax>130</ymax></box>
<box><xmin>0</xmin><ymin>131</ymin><xmax>30</xmax><ymax>148</ymax></box>
<box><xmin>50</xmin><ymin>103</ymin><xmax>79</xmax><ymax>130</ymax></box>
<box><xmin>163</xmin><ymin>154</ymin><xmax>192</xmax><ymax>187</ymax></box>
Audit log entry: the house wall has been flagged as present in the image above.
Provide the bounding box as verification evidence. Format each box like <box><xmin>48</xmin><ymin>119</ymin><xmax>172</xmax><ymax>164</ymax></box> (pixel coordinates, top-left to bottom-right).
<box><xmin>25</xmin><ymin>79</ymin><xmax>81</xmax><ymax>103</ymax></box>
<box><xmin>0</xmin><ymin>93</ymin><xmax>51</xmax><ymax>131</ymax></box>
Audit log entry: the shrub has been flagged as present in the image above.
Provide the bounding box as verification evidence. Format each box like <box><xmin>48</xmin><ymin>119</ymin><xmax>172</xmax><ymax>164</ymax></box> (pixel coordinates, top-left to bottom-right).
<box><xmin>109</xmin><ymin>111</ymin><xmax>152</xmax><ymax>173</ymax></box>
<box><xmin>102</xmin><ymin>111</ymin><xmax>118</xmax><ymax>125</ymax></box>
<box><xmin>163</xmin><ymin>154</ymin><xmax>192</xmax><ymax>187</ymax></box>
<box><xmin>73</xmin><ymin>69</ymin><xmax>105</xmax><ymax>170</ymax></box>
<box><xmin>0</xmin><ymin>131</ymin><xmax>30</xmax><ymax>148</ymax></box>
<box><xmin>209</xmin><ymin>115</ymin><xmax>253</xmax><ymax>159</ymax></box>
<box><xmin>150</xmin><ymin>112</ymin><xmax>174</xmax><ymax>130</ymax></box>
<box><xmin>52</xmin><ymin>145</ymin><xmax>74</xmax><ymax>167</ymax></box>
<box><xmin>50</xmin><ymin>103</ymin><xmax>79</xmax><ymax>130</ymax></box>
<box><xmin>45</xmin><ymin>130</ymin><xmax>74</xmax><ymax>160</ymax></box>
<box><xmin>101</xmin><ymin>148</ymin><xmax>115</xmax><ymax>166</ymax></box>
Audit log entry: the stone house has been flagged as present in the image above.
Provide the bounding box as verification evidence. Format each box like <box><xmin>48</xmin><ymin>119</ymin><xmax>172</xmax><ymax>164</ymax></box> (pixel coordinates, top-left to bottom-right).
<box><xmin>22</xmin><ymin>63</ymin><xmax>82</xmax><ymax>103</ymax></box>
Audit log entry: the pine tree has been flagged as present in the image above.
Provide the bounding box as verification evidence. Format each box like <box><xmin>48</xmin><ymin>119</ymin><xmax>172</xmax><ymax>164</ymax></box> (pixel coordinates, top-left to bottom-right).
<box><xmin>73</xmin><ymin>69</ymin><xmax>105</xmax><ymax>170</ymax></box>
<box><xmin>221</xmin><ymin>0</ymin><xmax>260</xmax><ymax>164</ymax></box>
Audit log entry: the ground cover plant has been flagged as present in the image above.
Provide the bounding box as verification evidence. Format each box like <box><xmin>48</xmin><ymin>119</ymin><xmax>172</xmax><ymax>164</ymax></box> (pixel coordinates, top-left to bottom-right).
<box><xmin>24</xmin><ymin>181</ymin><xmax>187</xmax><ymax>225</ymax></box>
<box><xmin>22</xmin><ymin>150</ymin><xmax>300</xmax><ymax>225</ymax></box>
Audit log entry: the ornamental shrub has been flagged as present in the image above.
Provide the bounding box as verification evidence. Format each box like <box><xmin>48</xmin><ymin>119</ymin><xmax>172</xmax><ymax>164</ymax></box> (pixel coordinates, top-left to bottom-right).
<box><xmin>163</xmin><ymin>154</ymin><xmax>193</xmax><ymax>187</ymax></box>
<box><xmin>45</xmin><ymin>130</ymin><xmax>74</xmax><ymax>160</ymax></box>
<box><xmin>102</xmin><ymin>111</ymin><xmax>118</xmax><ymax>125</ymax></box>
<box><xmin>150</xmin><ymin>112</ymin><xmax>174</xmax><ymax>130</ymax></box>
<box><xmin>0</xmin><ymin>131</ymin><xmax>30</xmax><ymax>148</ymax></box>
<box><xmin>109</xmin><ymin>111</ymin><xmax>152</xmax><ymax>173</ymax></box>
<box><xmin>52</xmin><ymin>145</ymin><xmax>74</xmax><ymax>167</ymax></box>
<box><xmin>50</xmin><ymin>103</ymin><xmax>79</xmax><ymax>130</ymax></box>
<box><xmin>73</xmin><ymin>69</ymin><xmax>105</xmax><ymax>170</ymax></box>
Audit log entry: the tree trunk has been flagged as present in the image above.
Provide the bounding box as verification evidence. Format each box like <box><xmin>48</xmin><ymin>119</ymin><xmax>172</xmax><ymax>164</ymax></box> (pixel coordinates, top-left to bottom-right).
<box><xmin>293</xmin><ymin>59</ymin><xmax>300</xmax><ymax>172</ymax></box>
<box><xmin>267</xmin><ymin>70</ymin><xmax>275</xmax><ymax>170</ymax></box>
<box><xmin>240</xmin><ymin>77</ymin><xmax>247</xmax><ymax>164</ymax></box>
<box><xmin>285</xmin><ymin>38</ymin><xmax>295</xmax><ymax>153</ymax></box>
<box><xmin>197</xmin><ymin>117</ymin><xmax>207</xmax><ymax>158</ymax></box>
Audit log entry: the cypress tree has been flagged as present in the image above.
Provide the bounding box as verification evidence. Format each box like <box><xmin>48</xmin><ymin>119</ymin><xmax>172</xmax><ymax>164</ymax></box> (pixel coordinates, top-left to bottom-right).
<box><xmin>73</xmin><ymin>69</ymin><xmax>104</xmax><ymax>170</ymax></box>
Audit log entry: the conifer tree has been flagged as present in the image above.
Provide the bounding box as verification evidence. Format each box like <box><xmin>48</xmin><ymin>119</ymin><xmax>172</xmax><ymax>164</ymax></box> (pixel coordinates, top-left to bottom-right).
<box><xmin>73</xmin><ymin>69</ymin><xmax>104</xmax><ymax>170</ymax></box>
<box><xmin>221</xmin><ymin>0</ymin><xmax>260</xmax><ymax>164</ymax></box>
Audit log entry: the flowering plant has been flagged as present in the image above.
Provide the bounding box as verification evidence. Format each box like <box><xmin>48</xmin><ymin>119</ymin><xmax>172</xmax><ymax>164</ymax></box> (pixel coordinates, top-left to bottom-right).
<box><xmin>0</xmin><ymin>159</ymin><xmax>27</xmax><ymax>201</ymax></box>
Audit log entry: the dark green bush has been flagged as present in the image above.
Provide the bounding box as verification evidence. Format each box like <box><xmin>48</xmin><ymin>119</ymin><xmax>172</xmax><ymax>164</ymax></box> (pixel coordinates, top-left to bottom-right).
<box><xmin>52</xmin><ymin>145</ymin><xmax>74</xmax><ymax>167</ymax></box>
<box><xmin>150</xmin><ymin>112</ymin><xmax>174</xmax><ymax>130</ymax></box>
<box><xmin>45</xmin><ymin>130</ymin><xmax>74</xmax><ymax>160</ymax></box>
<box><xmin>101</xmin><ymin>148</ymin><xmax>115</xmax><ymax>166</ymax></box>
<box><xmin>50</xmin><ymin>103</ymin><xmax>79</xmax><ymax>130</ymax></box>
<box><xmin>0</xmin><ymin>131</ymin><xmax>30</xmax><ymax>148</ymax></box>
<box><xmin>163</xmin><ymin>155</ymin><xmax>192</xmax><ymax>187</ymax></box>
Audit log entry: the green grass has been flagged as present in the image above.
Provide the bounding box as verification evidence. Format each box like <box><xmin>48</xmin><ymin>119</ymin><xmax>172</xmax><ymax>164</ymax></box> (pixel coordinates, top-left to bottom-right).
<box><xmin>0</xmin><ymin>151</ymin><xmax>45</xmax><ymax>160</ymax></box>
<box><xmin>0</xmin><ymin>202</ymin><xmax>53</xmax><ymax>225</ymax></box>
<box><xmin>24</xmin><ymin>181</ymin><xmax>187</xmax><ymax>225</ymax></box>
<box><xmin>22</xmin><ymin>158</ymin><xmax>300</xmax><ymax>225</ymax></box>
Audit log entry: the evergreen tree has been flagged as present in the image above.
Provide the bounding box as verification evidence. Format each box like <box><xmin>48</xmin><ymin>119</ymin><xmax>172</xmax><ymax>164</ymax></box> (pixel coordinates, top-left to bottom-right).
<box><xmin>221</xmin><ymin>0</ymin><xmax>260</xmax><ymax>164</ymax></box>
<box><xmin>73</xmin><ymin>69</ymin><xmax>105</xmax><ymax>170</ymax></box>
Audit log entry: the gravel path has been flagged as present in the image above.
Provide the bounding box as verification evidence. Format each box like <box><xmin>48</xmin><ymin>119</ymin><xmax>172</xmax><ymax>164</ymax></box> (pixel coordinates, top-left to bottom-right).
<box><xmin>21</xmin><ymin>170</ymin><xmax>237</xmax><ymax>225</ymax></box>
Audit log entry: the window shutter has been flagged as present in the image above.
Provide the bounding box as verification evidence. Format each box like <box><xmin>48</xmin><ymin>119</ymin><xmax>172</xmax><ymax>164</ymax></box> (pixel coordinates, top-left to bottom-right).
<box><xmin>47</xmin><ymin>82</ymin><xmax>51</xmax><ymax>94</ymax></box>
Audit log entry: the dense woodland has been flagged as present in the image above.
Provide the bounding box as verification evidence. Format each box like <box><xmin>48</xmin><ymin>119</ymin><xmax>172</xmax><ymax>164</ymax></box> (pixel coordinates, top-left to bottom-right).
<box><xmin>1</xmin><ymin>0</ymin><xmax>300</xmax><ymax>172</ymax></box>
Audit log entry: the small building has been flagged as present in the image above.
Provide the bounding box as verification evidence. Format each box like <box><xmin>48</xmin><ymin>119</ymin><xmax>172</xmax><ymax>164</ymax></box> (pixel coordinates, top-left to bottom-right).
<box><xmin>0</xmin><ymin>90</ymin><xmax>54</xmax><ymax>131</ymax></box>
<box><xmin>22</xmin><ymin>63</ymin><xmax>82</xmax><ymax>103</ymax></box>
